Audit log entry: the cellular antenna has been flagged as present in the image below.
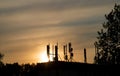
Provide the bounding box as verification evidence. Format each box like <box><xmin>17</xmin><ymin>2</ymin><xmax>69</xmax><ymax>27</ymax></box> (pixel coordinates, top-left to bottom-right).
<box><xmin>63</xmin><ymin>44</ymin><xmax>68</xmax><ymax>61</ymax></box>
<box><xmin>54</xmin><ymin>43</ymin><xmax>58</xmax><ymax>62</ymax></box>
<box><xmin>47</xmin><ymin>44</ymin><xmax>50</xmax><ymax>61</ymax></box>
<box><xmin>68</xmin><ymin>42</ymin><xmax>73</xmax><ymax>62</ymax></box>
<box><xmin>84</xmin><ymin>48</ymin><xmax>87</xmax><ymax>63</ymax></box>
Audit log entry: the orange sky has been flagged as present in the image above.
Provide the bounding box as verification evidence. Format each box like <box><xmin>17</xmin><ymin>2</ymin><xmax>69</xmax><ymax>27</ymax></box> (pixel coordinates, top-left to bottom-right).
<box><xmin>0</xmin><ymin>0</ymin><xmax>120</xmax><ymax>64</ymax></box>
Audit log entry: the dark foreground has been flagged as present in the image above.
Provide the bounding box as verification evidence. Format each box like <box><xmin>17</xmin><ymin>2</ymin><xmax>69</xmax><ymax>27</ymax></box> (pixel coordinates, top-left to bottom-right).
<box><xmin>0</xmin><ymin>61</ymin><xmax>119</xmax><ymax>76</ymax></box>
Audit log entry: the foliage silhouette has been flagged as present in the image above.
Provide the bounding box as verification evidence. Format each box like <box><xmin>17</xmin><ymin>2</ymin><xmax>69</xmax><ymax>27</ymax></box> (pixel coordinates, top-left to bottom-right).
<box><xmin>0</xmin><ymin>52</ymin><xmax>4</xmax><ymax>67</ymax></box>
<box><xmin>94</xmin><ymin>4</ymin><xmax>120</xmax><ymax>64</ymax></box>
<box><xmin>0</xmin><ymin>52</ymin><xmax>4</xmax><ymax>61</ymax></box>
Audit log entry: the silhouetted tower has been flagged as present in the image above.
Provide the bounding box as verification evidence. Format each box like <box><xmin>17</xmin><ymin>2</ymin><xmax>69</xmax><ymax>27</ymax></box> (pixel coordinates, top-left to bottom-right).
<box><xmin>47</xmin><ymin>44</ymin><xmax>50</xmax><ymax>61</ymax></box>
<box><xmin>54</xmin><ymin>44</ymin><xmax>58</xmax><ymax>62</ymax></box>
<box><xmin>63</xmin><ymin>44</ymin><xmax>68</xmax><ymax>61</ymax></box>
<box><xmin>84</xmin><ymin>48</ymin><xmax>87</xmax><ymax>63</ymax></box>
<box><xmin>68</xmin><ymin>42</ymin><xmax>73</xmax><ymax>62</ymax></box>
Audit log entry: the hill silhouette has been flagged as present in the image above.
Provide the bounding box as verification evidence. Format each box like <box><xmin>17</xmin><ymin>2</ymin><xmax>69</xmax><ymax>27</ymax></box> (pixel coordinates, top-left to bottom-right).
<box><xmin>0</xmin><ymin>61</ymin><xmax>119</xmax><ymax>76</ymax></box>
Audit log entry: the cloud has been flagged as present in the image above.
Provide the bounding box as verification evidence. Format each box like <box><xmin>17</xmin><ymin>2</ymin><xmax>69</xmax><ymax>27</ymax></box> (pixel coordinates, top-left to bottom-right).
<box><xmin>0</xmin><ymin>0</ymin><xmax>116</xmax><ymax>15</ymax></box>
<box><xmin>0</xmin><ymin>3</ymin><xmax>110</xmax><ymax>36</ymax></box>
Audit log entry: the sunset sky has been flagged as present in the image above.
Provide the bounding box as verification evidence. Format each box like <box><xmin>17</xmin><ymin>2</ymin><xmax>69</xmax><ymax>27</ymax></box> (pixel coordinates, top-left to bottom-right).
<box><xmin>0</xmin><ymin>0</ymin><xmax>120</xmax><ymax>64</ymax></box>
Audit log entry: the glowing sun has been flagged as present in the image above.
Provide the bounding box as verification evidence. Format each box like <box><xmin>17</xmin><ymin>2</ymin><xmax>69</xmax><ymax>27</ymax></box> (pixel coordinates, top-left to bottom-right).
<box><xmin>40</xmin><ymin>51</ymin><xmax>49</xmax><ymax>62</ymax></box>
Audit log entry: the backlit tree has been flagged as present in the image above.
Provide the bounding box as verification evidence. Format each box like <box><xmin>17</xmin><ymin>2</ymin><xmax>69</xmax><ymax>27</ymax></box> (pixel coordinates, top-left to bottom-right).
<box><xmin>94</xmin><ymin>4</ymin><xmax>120</xmax><ymax>64</ymax></box>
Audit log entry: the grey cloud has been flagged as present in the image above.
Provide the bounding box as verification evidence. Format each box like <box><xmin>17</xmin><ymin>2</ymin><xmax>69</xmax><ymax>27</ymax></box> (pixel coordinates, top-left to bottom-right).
<box><xmin>60</xmin><ymin>15</ymin><xmax>104</xmax><ymax>27</ymax></box>
<box><xmin>0</xmin><ymin>24</ymin><xmax>47</xmax><ymax>35</ymax></box>
<box><xmin>0</xmin><ymin>0</ymin><xmax>115</xmax><ymax>15</ymax></box>
<box><xmin>0</xmin><ymin>19</ymin><xmax>60</xmax><ymax>36</ymax></box>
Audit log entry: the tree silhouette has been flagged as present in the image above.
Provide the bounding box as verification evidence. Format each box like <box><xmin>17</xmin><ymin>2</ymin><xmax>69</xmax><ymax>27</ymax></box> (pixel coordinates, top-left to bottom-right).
<box><xmin>0</xmin><ymin>53</ymin><xmax>4</xmax><ymax>62</ymax></box>
<box><xmin>0</xmin><ymin>52</ymin><xmax>4</xmax><ymax>67</ymax></box>
<box><xmin>94</xmin><ymin>4</ymin><xmax>120</xmax><ymax>64</ymax></box>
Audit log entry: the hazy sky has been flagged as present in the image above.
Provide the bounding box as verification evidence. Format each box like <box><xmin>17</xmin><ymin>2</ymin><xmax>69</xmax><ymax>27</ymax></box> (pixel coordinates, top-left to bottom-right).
<box><xmin>0</xmin><ymin>0</ymin><xmax>120</xmax><ymax>64</ymax></box>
